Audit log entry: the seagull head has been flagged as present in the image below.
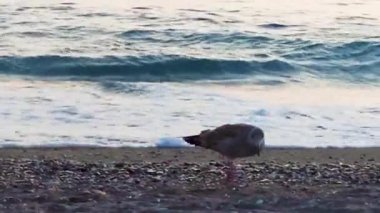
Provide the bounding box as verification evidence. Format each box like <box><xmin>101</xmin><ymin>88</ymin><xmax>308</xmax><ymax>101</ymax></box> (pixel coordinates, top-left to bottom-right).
<box><xmin>249</xmin><ymin>127</ymin><xmax>265</xmax><ymax>156</ymax></box>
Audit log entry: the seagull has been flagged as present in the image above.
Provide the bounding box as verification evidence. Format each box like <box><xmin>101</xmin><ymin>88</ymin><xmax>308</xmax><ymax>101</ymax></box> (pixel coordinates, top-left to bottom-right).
<box><xmin>182</xmin><ymin>123</ymin><xmax>265</xmax><ymax>183</ymax></box>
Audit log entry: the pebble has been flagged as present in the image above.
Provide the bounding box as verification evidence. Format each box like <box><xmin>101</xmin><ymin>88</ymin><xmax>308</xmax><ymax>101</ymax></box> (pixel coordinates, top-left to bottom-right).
<box><xmin>92</xmin><ymin>189</ymin><xmax>107</xmax><ymax>198</ymax></box>
<box><xmin>47</xmin><ymin>203</ymin><xmax>68</xmax><ymax>212</ymax></box>
<box><xmin>0</xmin><ymin>158</ymin><xmax>379</xmax><ymax>211</ymax></box>
<box><xmin>235</xmin><ymin>198</ymin><xmax>264</xmax><ymax>209</ymax></box>
<box><xmin>68</xmin><ymin>195</ymin><xmax>91</xmax><ymax>203</ymax></box>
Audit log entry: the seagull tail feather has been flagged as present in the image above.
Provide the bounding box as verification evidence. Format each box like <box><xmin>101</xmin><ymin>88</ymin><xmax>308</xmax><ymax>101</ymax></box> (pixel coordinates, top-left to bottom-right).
<box><xmin>182</xmin><ymin>135</ymin><xmax>201</xmax><ymax>146</ymax></box>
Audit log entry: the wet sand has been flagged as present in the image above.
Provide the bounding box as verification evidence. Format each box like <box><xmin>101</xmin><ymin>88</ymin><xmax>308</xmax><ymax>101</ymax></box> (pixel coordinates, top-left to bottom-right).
<box><xmin>0</xmin><ymin>147</ymin><xmax>379</xmax><ymax>212</ymax></box>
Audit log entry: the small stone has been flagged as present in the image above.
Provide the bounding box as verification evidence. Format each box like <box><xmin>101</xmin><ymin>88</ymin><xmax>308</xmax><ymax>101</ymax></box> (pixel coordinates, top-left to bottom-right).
<box><xmin>256</xmin><ymin>199</ymin><xmax>264</xmax><ymax>205</ymax></box>
<box><xmin>78</xmin><ymin>167</ymin><xmax>89</xmax><ymax>172</ymax></box>
<box><xmin>135</xmin><ymin>179</ymin><xmax>142</xmax><ymax>184</ymax></box>
<box><xmin>259</xmin><ymin>178</ymin><xmax>270</xmax><ymax>183</ymax></box>
<box><xmin>92</xmin><ymin>189</ymin><xmax>107</xmax><ymax>198</ymax></box>
<box><xmin>209</xmin><ymin>169</ymin><xmax>221</xmax><ymax>174</ymax></box>
<box><xmin>147</xmin><ymin>169</ymin><xmax>156</xmax><ymax>174</ymax></box>
<box><xmin>114</xmin><ymin>162</ymin><xmax>125</xmax><ymax>168</ymax></box>
<box><xmin>235</xmin><ymin>198</ymin><xmax>264</xmax><ymax>209</ymax></box>
<box><xmin>47</xmin><ymin>203</ymin><xmax>68</xmax><ymax>212</ymax></box>
<box><xmin>69</xmin><ymin>195</ymin><xmax>90</xmax><ymax>203</ymax></box>
<box><xmin>152</xmin><ymin>176</ymin><xmax>162</xmax><ymax>182</ymax></box>
<box><xmin>23</xmin><ymin>188</ymin><xmax>35</xmax><ymax>193</ymax></box>
<box><xmin>127</xmin><ymin>167</ymin><xmax>136</xmax><ymax>174</ymax></box>
<box><xmin>190</xmin><ymin>167</ymin><xmax>201</xmax><ymax>172</ymax></box>
<box><xmin>209</xmin><ymin>162</ymin><xmax>224</xmax><ymax>167</ymax></box>
<box><xmin>34</xmin><ymin>194</ymin><xmax>50</xmax><ymax>203</ymax></box>
<box><xmin>3</xmin><ymin>197</ymin><xmax>20</xmax><ymax>204</ymax></box>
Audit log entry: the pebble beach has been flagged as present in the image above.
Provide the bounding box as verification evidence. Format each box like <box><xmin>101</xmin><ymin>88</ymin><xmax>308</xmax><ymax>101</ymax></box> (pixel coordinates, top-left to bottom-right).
<box><xmin>1</xmin><ymin>147</ymin><xmax>379</xmax><ymax>212</ymax></box>
<box><xmin>1</xmin><ymin>0</ymin><xmax>380</xmax><ymax>212</ymax></box>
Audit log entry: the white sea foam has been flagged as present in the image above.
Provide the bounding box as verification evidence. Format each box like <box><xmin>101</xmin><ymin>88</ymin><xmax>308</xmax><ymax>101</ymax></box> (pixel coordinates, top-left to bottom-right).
<box><xmin>0</xmin><ymin>78</ymin><xmax>378</xmax><ymax>148</ymax></box>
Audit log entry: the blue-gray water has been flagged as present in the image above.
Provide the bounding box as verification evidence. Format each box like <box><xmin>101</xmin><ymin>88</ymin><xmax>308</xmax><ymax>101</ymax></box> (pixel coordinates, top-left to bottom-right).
<box><xmin>0</xmin><ymin>0</ymin><xmax>379</xmax><ymax>147</ymax></box>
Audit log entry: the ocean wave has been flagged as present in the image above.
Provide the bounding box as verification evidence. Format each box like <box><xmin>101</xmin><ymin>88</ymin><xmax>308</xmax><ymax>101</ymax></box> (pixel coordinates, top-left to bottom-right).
<box><xmin>0</xmin><ymin>50</ymin><xmax>379</xmax><ymax>83</ymax></box>
<box><xmin>283</xmin><ymin>40</ymin><xmax>380</xmax><ymax>67</ymax></box>
<box><xmin>118</xmin><ymin>30</ymin><xmax>273</xmax><ymax>44</ymax></box>
<box><xmin>0</xmin><ymin>55</ymin><xmax>295</xmax><ymax>81</ymax></box>
<box><xmin>99</xmin><ymin>81</ymin><xmax>150</xmax><ymax>94</ymax></box>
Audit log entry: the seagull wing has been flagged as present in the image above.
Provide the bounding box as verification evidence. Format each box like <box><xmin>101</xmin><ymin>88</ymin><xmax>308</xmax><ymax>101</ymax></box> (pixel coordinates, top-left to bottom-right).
<box><xmin>202</xmin><ymin>124</ymin><xmax>252</xmax><ymax>148</ymax></box>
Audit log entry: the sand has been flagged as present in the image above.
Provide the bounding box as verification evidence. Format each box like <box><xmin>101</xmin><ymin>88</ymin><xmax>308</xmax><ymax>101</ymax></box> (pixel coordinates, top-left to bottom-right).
<box><xmin>0</xmin><ymin>147</ymin><xmax>379</xmax><ymax>212</ymax></box>
<box><xmin>1</xmin><ymin>146</ymin><xmax>379</xmax><ymax>164</ymax></box>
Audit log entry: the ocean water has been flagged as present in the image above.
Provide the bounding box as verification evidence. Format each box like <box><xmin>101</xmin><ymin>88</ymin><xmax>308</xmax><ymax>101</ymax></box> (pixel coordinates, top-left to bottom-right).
<box><xmin>0</xmin><ymin>0</ymin><xmax>379</xmax><ymax>148</ymax></box>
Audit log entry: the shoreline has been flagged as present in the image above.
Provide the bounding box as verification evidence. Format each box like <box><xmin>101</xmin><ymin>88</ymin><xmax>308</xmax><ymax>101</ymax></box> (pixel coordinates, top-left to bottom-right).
<box><xmin>0</xmin><ymin>146</ymin><xmax>378</xmax><ymax>164</ymax></box>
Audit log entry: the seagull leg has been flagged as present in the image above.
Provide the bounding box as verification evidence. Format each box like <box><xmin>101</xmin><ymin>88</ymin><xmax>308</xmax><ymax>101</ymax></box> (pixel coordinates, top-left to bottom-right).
<box><xmin>226</xmin><ymin>160</ymin><xmax>237</xmax><ymax>183</ymax></box>
<box><xmin>219</xmin><ymin>155</ymin><xmax>237</xmax><ymax>185</ymax></box>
